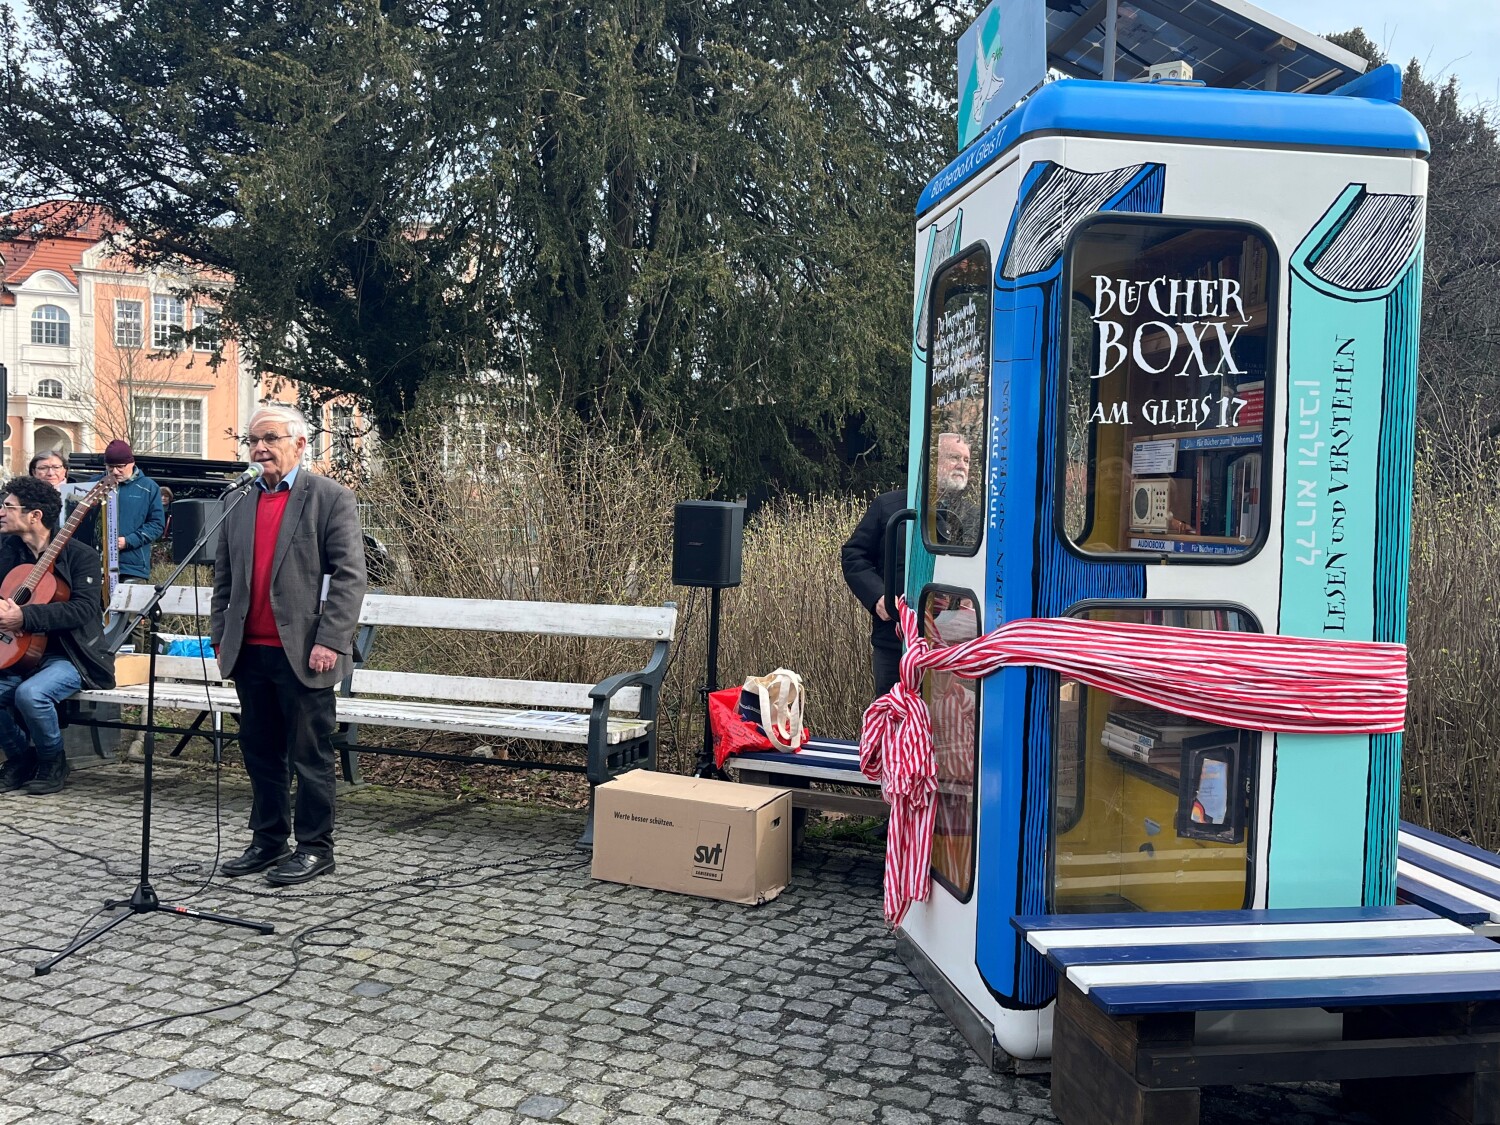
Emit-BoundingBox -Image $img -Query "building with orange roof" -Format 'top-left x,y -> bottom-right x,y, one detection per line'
0,207 -> 255,472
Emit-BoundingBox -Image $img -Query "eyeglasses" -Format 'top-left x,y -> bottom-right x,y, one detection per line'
0,502 -> 27,513
242,433 -> 290,448
33,465 -> 65,475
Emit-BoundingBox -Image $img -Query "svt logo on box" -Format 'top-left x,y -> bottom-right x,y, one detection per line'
692,821 -> 731,882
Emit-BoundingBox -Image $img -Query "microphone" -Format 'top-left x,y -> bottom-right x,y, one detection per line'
221,463 -> 265,494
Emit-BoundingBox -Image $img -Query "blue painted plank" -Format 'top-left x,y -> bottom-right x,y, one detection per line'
1399,848 -> 1500,905
1397,876 -> 1493,927
1049,934 -> 1498,969
1401,821 -> 1500,870
1086,971 -> 1500,1016
1012,906 -> 1433,933
729,749 -> 863,771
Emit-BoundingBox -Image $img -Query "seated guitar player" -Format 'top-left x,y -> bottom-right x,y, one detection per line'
0,477 -> 116,795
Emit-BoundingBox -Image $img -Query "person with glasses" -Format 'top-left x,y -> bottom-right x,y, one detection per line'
29,451 -> 74,532
0,476 -> 115,795
211,404 -> 367,886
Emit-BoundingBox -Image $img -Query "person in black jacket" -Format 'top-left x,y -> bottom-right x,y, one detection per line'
0,476 -> 116,795
841,489 -> 908,700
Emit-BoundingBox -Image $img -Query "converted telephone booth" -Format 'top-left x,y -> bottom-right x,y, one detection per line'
894,8 -> 1428,1064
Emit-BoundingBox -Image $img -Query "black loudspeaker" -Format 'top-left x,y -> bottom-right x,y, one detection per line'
672,501 -> 744,588
171,498 -> 224,565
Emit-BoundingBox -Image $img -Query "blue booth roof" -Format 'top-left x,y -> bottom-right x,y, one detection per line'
916,69 -> 1429,218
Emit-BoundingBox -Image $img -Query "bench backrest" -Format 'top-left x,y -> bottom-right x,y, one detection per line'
109,586 -> 666,713
109,586 -> 677,642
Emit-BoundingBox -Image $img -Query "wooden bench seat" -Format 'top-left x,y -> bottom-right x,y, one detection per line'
1014,905 -> 1500,1125
1398,820 -> 1500,933
71,585 -> 676,843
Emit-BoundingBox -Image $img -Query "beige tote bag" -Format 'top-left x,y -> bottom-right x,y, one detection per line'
743,668 -> 806,752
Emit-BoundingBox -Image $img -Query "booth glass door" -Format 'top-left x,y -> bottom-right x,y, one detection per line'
1051,604 -> 1260,913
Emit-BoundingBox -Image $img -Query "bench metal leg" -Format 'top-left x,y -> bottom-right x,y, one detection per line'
578,786 -> 597,850
168,711 -> 210,758
336,722 -> 364,785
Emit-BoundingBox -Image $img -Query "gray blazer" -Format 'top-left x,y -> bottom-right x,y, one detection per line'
211,470 -> 368,690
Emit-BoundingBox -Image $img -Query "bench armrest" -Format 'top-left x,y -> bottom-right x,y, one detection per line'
585,629 -> 672,783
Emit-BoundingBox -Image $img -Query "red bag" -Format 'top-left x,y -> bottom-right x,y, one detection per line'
709,687 -> 772,768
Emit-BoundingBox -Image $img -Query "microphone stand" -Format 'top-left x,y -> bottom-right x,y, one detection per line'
37,481 -> 273,976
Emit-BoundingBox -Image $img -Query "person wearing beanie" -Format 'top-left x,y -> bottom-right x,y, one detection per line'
94,439 -> 165,583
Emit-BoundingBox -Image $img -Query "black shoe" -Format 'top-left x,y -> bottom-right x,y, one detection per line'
0,751 -> 37,791
266,851 -> 335,886
25,756 -> 67,795
220,843 -> 293,877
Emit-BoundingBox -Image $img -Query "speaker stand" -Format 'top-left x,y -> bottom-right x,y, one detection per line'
695,587 -> 724,777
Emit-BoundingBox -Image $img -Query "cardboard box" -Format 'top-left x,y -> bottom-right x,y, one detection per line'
591,771 -> 791,905
113,653 -> 151,686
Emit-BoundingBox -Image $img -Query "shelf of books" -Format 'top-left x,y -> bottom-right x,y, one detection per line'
1100,708 -> 1229,792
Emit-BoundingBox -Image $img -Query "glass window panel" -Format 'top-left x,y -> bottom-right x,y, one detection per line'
115,300 -> 144,349
30,305 -> 70,347
152,295 -> 186,349
1051,603 -> 1260,915
922,586 -> 980,900
922,245 -> 989,554
1062,219 -> 1274,561
134,396 -> 204,456
192,306 -> 220,353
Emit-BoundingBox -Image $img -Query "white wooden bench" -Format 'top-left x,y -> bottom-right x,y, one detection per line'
1015,905 -> 1500,1125
71,585 -> 677,844
1398,820 -> 1500,935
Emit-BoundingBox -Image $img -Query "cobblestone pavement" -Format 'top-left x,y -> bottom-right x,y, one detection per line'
0,764 -> 1377,1124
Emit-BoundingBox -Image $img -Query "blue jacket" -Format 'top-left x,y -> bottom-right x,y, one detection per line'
92,469 -> 165,580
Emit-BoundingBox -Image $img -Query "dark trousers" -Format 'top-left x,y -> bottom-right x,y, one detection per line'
873,645 -> 901,701
233,644 -> 337,857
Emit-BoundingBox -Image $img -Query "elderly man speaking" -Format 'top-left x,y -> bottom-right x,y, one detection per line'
211,404 -> 367,885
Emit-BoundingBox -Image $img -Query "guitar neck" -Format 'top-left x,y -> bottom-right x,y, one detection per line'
18,485 -> 109,593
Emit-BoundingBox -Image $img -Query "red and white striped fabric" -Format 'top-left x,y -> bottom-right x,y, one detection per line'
859,598 -> 1409,925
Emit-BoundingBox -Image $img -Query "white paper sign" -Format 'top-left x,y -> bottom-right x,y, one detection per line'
1132,439 -> 1178,475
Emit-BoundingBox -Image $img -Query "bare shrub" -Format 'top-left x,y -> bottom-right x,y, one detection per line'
360,404 -> 877,774
360,395 -> 693,698
1405,425 -> 1500,846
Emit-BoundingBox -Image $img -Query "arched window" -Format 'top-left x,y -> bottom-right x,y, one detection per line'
35,379 -> 64,399
30,305 -> 70,347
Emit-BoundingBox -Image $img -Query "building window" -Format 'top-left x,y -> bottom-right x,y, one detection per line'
134,396 -> 204,456
309,405 -> 328,462
151,295 -> 186,349
30,305 -> 70,347
332,404 -> 356,460
35,378 -> 64,399
192,306 -> 220,353
115,300 -> 144,349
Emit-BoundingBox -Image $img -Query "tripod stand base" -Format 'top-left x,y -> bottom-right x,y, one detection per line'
35,880 -> 275,976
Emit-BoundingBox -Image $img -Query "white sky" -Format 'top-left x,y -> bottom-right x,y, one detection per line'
1286,0 -> 1500,105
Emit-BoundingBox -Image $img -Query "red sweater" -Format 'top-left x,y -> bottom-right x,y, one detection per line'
244,490 -> 291,647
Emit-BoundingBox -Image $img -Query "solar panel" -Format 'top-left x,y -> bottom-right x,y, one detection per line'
1045,0 -> 1365,93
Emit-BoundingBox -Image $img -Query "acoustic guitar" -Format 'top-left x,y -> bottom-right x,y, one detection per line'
0,478 -> 116,672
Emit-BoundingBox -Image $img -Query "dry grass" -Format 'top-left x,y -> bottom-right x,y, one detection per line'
1403,431 -> 1500,845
